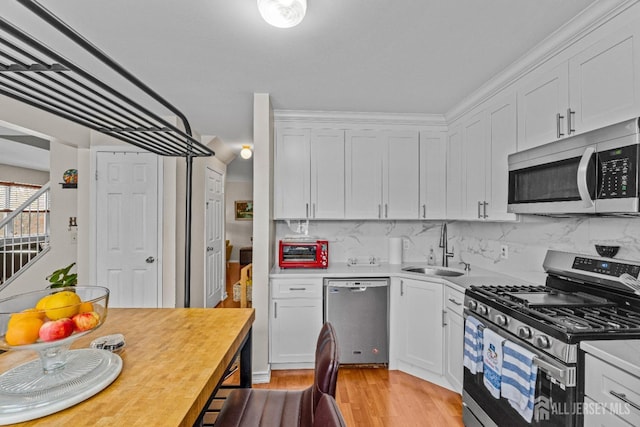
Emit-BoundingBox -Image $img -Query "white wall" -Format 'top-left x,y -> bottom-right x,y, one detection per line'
225,180 -> 253,261
0,165 -> 49,185
252,93 -> 274,382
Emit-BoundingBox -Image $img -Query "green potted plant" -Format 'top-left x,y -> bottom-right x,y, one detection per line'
47,263 -> 78,288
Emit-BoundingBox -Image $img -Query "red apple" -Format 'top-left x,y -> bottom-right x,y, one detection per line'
39,318 -> 74,342
71,311 -> 100,332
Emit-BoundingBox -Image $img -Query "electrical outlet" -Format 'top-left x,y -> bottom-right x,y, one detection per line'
403,239 -> 409,250
500,244 -> 509,259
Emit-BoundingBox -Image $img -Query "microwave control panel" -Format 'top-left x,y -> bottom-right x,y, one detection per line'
598,144 -> 637,198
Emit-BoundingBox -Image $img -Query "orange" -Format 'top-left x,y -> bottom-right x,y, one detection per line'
78,301 -> 94,313
7,308 -> 45,329
5,317 -> 44,346
43,291 -> 81,320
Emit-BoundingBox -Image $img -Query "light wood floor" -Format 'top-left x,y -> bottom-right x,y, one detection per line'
218,263 -> 464,426
254,368 -> 464,427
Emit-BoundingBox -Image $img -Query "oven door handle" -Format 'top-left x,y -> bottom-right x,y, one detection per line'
577,146 -> 595,208
533,357 -> 576,387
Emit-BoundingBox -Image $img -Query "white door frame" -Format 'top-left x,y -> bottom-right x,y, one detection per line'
89,145 -> 164,307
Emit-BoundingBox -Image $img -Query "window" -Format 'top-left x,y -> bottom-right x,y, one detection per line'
0,182 -> 49,237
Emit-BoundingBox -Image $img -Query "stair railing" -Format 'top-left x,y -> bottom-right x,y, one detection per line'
0,182 -> 51,291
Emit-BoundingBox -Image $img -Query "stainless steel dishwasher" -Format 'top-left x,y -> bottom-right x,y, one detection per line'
324,278 -> 389,364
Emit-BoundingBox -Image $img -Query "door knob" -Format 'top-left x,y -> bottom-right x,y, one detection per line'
145,256 -> 155,263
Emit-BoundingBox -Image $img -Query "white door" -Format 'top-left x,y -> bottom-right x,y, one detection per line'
96,151 -> 159,308
205,167 -> 224,308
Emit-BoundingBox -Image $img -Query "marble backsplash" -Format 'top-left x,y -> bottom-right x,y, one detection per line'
276,215 -> 640,285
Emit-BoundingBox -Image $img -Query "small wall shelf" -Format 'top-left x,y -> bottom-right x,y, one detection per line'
59,183 -> 77,189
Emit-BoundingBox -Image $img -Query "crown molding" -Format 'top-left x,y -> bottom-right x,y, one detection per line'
274,109 -> 447,129
445,0 -> 639,123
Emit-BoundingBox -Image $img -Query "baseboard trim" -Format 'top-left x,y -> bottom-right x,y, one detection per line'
252,367 -> 271,384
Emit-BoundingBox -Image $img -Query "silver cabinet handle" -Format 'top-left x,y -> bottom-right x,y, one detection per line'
422,204 -> 426,218
556,113 -> 565,139
289,287 -> 307,291
378,204 -> 382,219
146,256 -> 155,263
274,301 -> 278,318
567,108 -> 575,135
400,279 -> 404,296
483,201 -> 488,218
312,203 -> 316,218
385,204 -> 388,218
442,310 -> 447,326
448,297 -> 462,306
610,390 -> 640,412
477,201 -> 482,219
306,203 -> 309,218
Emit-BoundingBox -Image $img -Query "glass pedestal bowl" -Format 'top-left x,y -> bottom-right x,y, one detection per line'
0,286 -> 122,424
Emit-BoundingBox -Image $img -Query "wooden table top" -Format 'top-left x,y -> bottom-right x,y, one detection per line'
0,308 -> 255,427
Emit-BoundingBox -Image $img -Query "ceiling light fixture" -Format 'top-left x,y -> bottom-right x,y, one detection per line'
240,145 -> 253,159
257,0 -> 307,28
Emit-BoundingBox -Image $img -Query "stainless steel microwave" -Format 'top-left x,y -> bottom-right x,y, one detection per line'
508,118 -> 639,214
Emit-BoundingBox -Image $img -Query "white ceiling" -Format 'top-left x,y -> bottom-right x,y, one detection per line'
2,0 -> 596,152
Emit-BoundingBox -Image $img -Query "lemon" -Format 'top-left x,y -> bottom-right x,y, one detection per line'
35,295 -> 52,311
43,291 -> 81,320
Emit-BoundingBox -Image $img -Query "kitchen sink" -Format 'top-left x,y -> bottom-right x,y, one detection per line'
401,266 -> 465,277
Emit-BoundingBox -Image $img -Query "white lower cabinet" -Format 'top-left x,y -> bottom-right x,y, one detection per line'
444,284 -> 465,393
393,277 -> 444,375
584,353 -> 640,427
269,278 -> 323,366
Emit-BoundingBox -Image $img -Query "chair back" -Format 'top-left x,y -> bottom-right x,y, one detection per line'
313,393 -> 347,427
312,322 -> 340,411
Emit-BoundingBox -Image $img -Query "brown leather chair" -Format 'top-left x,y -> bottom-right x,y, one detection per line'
215,323 -> 339,427
312,394 -> 347,427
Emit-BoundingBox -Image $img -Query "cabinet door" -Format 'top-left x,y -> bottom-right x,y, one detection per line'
311,130 -> 345,219
383,131 -> 419,219
270,298 -> 323,363
274,128 -> 311,219
397,278 -> 444,375
463,113 -> 487,220
419,131 -> 447,219
446,124 -> 464,219
517,63 -> 569,151
485,92 -> 518,221
569,21 -> 640,134
444,310 -> 464,393
345,130 -> 384,219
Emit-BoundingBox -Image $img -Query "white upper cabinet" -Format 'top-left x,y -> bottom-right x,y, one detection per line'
345,130 -> 384,219
383,131 -> 420,219
346,130 -> 419,219
568,21 -> 640,134
516,63 -> 569,151
274,128 -> 345,219
419,131 -> 447,219
462,112 -> 487,220
484,92 -> 517,221
446,124 -> 464,218
311,130 -> 345,219
274,127 -> 311,219
517,19 -> 640,151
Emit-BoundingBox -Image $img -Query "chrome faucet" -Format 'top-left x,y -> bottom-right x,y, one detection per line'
439,223 -> 454,267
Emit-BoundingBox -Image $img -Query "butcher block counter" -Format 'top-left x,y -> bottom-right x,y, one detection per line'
0,308 -> 255,426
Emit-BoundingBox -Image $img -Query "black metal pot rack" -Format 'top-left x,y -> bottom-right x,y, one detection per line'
0,0 -> 215,307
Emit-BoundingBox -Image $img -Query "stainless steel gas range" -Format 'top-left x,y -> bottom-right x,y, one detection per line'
462,250 -> 640,427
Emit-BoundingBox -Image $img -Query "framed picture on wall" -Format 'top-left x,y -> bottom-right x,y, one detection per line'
235,200 -> 253,220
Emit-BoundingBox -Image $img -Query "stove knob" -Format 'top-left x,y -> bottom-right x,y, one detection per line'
477,305 -> 488,316
534,335 -> 550,349
517,326 -> 532,339
468,301 -> 478,310
495,315 -> 508,326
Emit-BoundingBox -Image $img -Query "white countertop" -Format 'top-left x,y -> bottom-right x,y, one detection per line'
270,262 -> 538,291
581,340 -> 640,378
